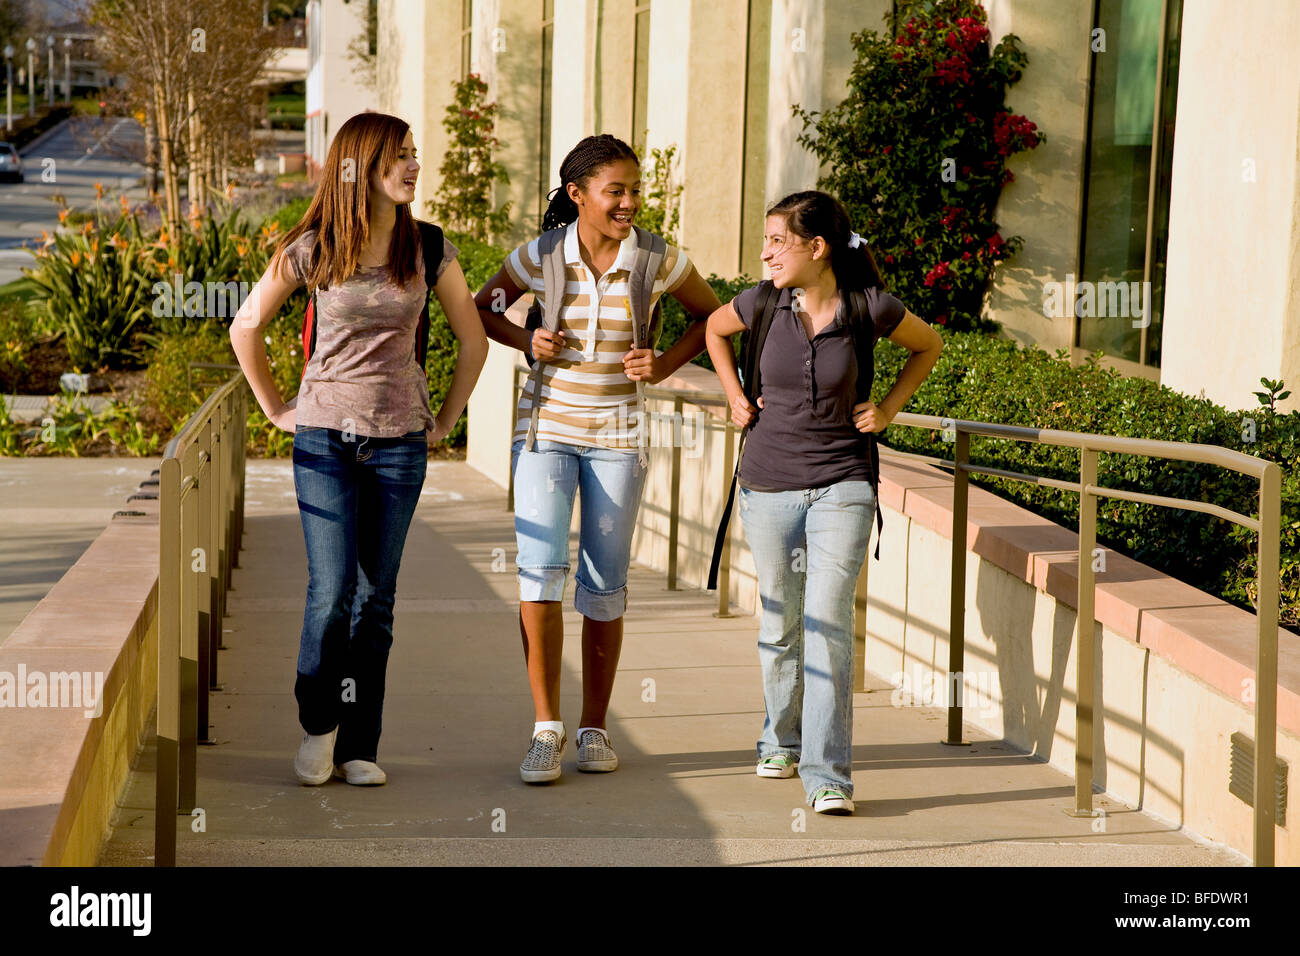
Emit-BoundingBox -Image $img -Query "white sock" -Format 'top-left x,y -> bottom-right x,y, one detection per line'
533,720 -> 565,739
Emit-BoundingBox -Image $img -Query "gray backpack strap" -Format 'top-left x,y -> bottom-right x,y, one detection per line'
523,227 -> 568,452
626,226 -> 667,466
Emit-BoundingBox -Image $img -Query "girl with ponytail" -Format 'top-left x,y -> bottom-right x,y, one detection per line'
475,134 -> 721,783
704,189 -> 943,814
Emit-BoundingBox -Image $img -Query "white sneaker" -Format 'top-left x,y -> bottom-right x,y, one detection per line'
576,728 -> 619,773
520,729 -> 565,784
812,787 -> 855,815
294,727 -> 338,785
756,754 -> 798,778
333,760 -> 387,786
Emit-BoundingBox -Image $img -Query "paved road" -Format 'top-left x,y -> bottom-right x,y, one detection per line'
100,459 -> 1246,866
0,115 -> 150,286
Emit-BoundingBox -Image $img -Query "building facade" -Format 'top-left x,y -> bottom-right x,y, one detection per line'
349,0 -> 1299,414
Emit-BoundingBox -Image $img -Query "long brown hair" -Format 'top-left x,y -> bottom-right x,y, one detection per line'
271,111 -> 422,291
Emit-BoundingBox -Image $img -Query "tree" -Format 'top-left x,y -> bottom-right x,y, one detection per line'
426,74 -> 511,242
796,0 -> 1043,331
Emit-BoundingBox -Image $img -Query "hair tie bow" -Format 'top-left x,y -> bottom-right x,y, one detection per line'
848,232 -> 864,249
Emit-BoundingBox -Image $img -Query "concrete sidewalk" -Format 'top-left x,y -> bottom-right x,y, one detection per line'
99,459 -> 1245,866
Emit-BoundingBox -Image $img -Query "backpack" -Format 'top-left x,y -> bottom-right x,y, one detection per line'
520,224 -> 667,466
300,219 -> 445,380
707,281 -> 886,591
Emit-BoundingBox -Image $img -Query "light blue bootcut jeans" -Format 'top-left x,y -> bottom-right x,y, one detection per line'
510,439 -> 648,620
292,425 -> 427,764
738,479 -> 876,802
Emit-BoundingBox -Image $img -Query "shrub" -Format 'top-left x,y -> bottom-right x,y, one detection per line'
870,332 -> 1300,628
796,0 -> 1043,331
657,273 -> 757,374
426,74 -> 512,242
23,190 -> 155,370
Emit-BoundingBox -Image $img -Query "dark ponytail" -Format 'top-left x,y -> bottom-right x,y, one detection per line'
541,134 -> 640,232
766,190 -> 884,293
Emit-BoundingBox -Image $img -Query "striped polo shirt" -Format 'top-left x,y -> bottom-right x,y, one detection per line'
505,220 -> 692,450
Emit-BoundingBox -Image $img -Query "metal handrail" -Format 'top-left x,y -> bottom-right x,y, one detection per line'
885,410 -> 1282,867
155,371 -> 248,867
506,366 -> 1284,865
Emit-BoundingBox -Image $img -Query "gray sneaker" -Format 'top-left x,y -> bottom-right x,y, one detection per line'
520,729 -> 566,784
576,728 -> 619,773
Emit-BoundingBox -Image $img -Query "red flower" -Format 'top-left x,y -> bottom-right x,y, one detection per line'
883,145 -> 893,155
962,251 -> 972,260
914,237 -> 924,247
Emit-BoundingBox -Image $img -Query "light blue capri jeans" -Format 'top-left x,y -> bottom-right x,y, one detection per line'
510,438 -> 649,621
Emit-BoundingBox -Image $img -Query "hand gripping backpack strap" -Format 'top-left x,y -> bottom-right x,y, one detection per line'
848,288 -> 885,561
627,226 -> 667,467
707,280 -> 779,591
523,227 -> 568,452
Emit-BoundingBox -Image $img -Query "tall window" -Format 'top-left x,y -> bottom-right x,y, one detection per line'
1075,0 -> 1183,375
631,2 -> 651,155
460,0 -> 474,78
539,0 -> 555,227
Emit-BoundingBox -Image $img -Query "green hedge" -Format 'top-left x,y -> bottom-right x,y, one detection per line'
869,331 -> 1299,629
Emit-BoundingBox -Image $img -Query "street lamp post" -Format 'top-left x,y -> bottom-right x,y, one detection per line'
63,37 -> 71,104
25,38 -> 34,118
46,35 -> 54,108
4,45 -> 12,133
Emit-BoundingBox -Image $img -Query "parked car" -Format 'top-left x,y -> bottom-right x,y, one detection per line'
0,142 -> 22,183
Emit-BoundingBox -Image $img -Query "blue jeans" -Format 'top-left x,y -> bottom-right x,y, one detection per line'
738,479 -> 876,802
510,439 -> 648,621
292,425 -> 427,763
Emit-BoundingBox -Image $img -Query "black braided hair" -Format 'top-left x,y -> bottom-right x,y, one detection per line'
766,190 -> 885,292
541,134 -> 640,232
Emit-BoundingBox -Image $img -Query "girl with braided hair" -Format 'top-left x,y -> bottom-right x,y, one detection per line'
476,134 -> 721,783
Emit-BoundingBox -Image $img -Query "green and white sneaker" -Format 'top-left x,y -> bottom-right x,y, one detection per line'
812,787 -> 855,815
576,727 -> 619,773
756,754 -> 798,778
520,729 -> 566,784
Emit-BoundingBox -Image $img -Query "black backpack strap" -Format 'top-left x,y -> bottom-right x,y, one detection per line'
847,288 -> 884,561
415,220 -> 444,370
708,281 -> 780,591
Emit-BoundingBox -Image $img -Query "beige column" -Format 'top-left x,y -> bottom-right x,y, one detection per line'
1160,0 -> 1300,412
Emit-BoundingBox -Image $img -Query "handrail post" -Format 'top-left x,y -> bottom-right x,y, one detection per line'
1253,462 -> 1281,866
943,427 -> 970,745
1071,446 -> 1099,815
178,445 -> 200,814
196,425 -> 213,746
667,395 -> 683,590
155,457 -> 181,868
714,419 -> 735,618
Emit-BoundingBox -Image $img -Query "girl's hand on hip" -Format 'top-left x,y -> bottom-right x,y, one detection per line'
269,395 -> 297,433
852,400 -> 892,433
730,393 -> 762,428
425,412 -> 452,445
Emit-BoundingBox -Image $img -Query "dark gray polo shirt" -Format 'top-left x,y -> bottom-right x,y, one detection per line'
732,282 -> 905,492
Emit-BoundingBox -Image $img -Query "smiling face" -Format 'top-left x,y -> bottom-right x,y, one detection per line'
568,158 -> 641,242
761,213 -> 828,289
369,130 -> 419,206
